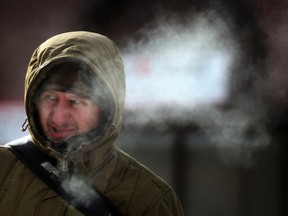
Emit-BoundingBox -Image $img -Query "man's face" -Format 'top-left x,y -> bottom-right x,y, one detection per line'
38,90 -> 101,143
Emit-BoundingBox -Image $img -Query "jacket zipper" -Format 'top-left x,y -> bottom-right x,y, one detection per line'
62,155 -> 69,172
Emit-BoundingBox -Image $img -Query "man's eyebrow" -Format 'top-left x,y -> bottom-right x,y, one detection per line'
67,93 -> 89,100
40,91 -> 54,96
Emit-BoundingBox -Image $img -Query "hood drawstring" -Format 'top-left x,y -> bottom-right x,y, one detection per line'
21,118 -> 29,132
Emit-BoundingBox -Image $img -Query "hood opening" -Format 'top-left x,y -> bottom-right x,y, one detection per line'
26,57 -> 115,155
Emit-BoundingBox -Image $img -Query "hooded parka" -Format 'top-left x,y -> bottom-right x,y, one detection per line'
0,31 -> 184,216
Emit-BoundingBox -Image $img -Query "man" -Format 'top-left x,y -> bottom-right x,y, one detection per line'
0,31 -> 183,215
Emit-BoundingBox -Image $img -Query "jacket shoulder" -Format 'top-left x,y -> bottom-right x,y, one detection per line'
107,148 -> 183,215
0,144 -> 19,186
5,135 -> 32,146
0,136 -> 32,185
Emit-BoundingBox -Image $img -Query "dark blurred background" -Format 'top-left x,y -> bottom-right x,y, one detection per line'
0,0 -> 287,215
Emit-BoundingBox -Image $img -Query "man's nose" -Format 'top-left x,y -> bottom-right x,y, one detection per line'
50,102 -> 71,127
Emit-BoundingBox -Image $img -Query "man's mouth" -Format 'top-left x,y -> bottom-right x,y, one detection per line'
48,127 -> 76,142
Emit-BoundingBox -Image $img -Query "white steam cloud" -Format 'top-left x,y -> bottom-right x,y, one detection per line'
123,10 -> 270,166
124,10 -> 237,109
61,174 -> 99,207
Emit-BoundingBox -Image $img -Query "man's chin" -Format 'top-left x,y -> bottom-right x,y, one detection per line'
47,131 -> 77,143
48,136 -> 70,145
47,134 -> 80,153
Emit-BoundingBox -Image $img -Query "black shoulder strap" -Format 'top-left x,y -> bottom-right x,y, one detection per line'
7,139 -> 122,216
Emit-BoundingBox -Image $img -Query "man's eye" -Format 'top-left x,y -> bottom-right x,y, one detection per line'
40,93 -> 55,101
70,100 -> 84,105
45,94 -> 57,101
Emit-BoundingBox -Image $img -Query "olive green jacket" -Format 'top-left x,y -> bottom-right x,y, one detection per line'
0,32 -> 183,215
